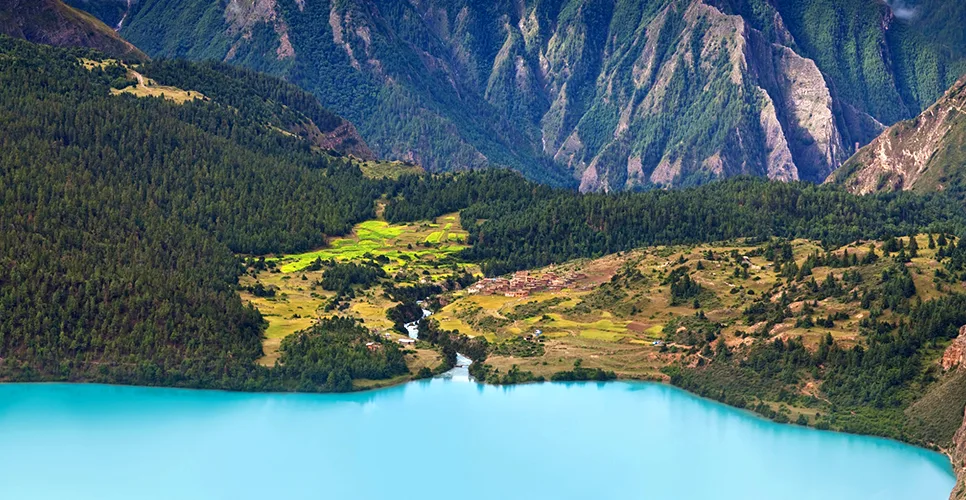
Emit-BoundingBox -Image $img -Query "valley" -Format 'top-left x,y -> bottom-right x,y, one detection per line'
3,1 -> 966,497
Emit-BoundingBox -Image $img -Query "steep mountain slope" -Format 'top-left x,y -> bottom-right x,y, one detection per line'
828,75 -> 966,195
68,0 -> 965,190
99,0 -> 570,184
67,0 -> 130,29
767,0 -> 965,125
0,0 -> 146,60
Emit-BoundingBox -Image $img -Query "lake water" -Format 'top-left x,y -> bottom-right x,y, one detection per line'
0,379 -> 954,500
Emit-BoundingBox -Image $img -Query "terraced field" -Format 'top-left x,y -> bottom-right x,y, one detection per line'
273,215 -> 469,273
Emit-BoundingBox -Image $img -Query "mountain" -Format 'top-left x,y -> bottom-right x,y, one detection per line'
0,0 -> 147,60
828,75 -> 966,195
65,0 -> 966,189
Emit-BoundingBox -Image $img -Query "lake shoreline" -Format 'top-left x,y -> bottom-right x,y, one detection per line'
1,379 -> 953,499
1,373 -> 957,477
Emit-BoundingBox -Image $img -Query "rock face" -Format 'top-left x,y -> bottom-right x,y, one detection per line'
223,0 -> 295,60
945,326 -> 966,500
295,115 -> 375,161
829,76 -> 966,195
0,0 -> 147,60
66,0 -> 966,188
554,1 -> 876,191
951,387 -> 966,497
945,327 -> 966,372
953,416 -> 966,499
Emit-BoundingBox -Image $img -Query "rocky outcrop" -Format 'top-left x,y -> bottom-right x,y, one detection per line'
0,0 -> 147,60
295,117 -> 375,160
224,0 -> 294,60
945,327 -> 966,371
943,326 -> 966,499
829,76 -> 966,194
952,414 -> 966,499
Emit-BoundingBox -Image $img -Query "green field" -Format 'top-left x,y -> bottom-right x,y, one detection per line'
274,216 -> 469,273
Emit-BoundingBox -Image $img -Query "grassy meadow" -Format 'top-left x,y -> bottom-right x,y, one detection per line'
430,235 -> 966,382
357,160 -> 424,179
271,214 -> 469,273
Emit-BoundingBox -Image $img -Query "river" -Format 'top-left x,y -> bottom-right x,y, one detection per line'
403,304 -> 431,339
0,379 -> 953,499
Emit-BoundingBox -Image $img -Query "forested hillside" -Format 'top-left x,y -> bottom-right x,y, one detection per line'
0,37 -> 388,388
140,59 -> 376,159
67,0 -> 966,189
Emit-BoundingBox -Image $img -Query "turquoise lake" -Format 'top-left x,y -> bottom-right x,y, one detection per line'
0,377 -> 955,500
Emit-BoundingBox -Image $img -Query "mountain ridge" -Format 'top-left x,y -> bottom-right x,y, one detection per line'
68,0 -> 966,189
828,74 -> 966,195
0,0 -> 380,160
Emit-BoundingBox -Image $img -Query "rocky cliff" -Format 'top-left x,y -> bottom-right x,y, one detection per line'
952,406 -> 966,499
538,0 -> 881,191
0,0 -> 147,60
66,0 -> 965,189
828,76 -> 966,195
947,326 -> 966,500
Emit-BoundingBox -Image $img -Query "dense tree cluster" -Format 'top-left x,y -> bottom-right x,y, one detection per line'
273,317 -> 408,392
384,172 -> 966,276
664,267 -> 703,305
319,261 -> 387,294
550,359 -> 618,382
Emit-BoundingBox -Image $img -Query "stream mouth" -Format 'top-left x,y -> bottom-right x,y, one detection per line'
438,353 -> 473,382
404,303 -> 472,381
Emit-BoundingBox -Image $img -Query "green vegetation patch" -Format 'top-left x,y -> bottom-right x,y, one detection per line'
357,160 -> 424,179
275,218 -> 468,273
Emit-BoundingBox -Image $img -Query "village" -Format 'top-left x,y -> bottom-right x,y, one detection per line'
465,269 -> 587,297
